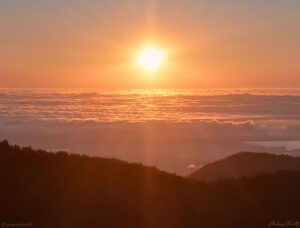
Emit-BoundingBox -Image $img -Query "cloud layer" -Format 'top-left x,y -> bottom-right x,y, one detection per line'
1,88 -> 300,175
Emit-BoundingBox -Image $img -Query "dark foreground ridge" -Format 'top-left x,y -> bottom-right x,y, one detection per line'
1,140 -> 299,228
188,152 -> 300,182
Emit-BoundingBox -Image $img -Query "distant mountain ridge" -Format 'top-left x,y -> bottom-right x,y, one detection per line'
188,152 -> 300,181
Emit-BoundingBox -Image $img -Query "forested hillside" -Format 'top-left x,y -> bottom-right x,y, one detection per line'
1,141 -> 299,228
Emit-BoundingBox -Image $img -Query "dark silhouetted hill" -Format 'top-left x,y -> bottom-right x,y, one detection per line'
188,152 -> 300,182
1,141 -> 299,228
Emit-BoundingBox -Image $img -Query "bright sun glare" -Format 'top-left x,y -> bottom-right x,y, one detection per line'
138,47 -> 164,71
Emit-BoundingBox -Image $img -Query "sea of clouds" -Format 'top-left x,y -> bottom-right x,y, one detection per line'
1,88 -> 300,175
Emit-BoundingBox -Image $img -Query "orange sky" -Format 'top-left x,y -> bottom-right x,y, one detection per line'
0,0 -> 299,88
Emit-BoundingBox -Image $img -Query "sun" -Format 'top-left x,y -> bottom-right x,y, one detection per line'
138,47 -> 164,71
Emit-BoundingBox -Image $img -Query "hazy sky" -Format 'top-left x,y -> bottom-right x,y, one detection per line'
1,0 -> 299,88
